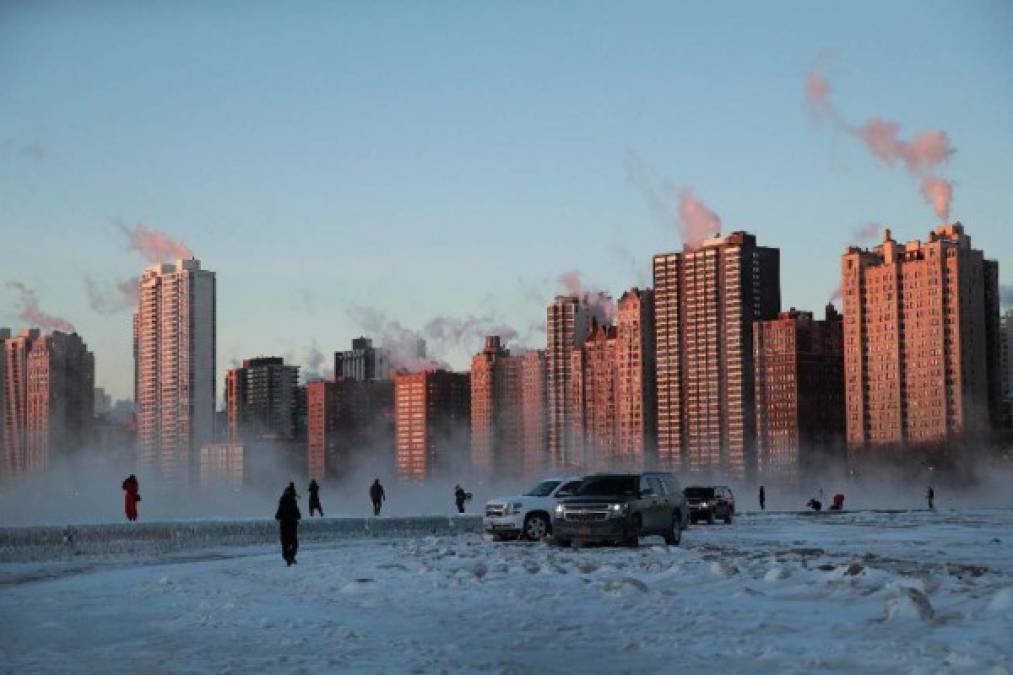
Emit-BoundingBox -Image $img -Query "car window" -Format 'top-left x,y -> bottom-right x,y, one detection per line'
555,481 -> 583,497
577,476 -> 638,496
648,476 -> 666,496
638,475 -> 653,495
524,481 -> 560,497
684,487 -> 715,499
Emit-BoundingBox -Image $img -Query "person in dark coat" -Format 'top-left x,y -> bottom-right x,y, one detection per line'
369,479 -> 385,516
275,484 -> 301,566
454,484 -> 469,514
758,485 -> 766,511
122,474 -> 140,521
308,479 -> 324,517
926,486 -> 935,510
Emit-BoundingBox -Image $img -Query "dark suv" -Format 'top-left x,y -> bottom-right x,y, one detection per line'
551,472 -> 689,547
684,485 -> 735,524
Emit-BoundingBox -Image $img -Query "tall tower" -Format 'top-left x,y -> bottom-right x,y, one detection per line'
842,223 -> 1000,448
394,369 -> 470,482
546,296 -> 590,469
520,350 -> 547,477
470,336 -> 524,481
754,306 -> 844,486
134,259 -> 216,487
2,329 -> 93,477
653,231 -> 781,482
615,288 -> 657,467
225,357 -> 300,441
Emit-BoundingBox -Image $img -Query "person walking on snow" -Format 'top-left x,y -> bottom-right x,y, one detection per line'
926,486 -> 935,510
369,478 -> 385,516
758,485 -> 766,511
275,484 -> 301,566
454,484 -> 469,514
308,479 -> 324,517
122,474 -> 140,521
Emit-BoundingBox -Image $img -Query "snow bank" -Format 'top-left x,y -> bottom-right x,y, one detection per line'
0,516 -> 482,563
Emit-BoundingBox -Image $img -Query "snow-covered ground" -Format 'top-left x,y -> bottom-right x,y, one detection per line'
2,509 -> 1011,674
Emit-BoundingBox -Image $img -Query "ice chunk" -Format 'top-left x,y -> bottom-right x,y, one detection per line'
884,586 -> 934,622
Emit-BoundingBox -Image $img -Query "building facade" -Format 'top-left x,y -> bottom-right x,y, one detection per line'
842,224 -> 1000,449
470,336 -> 524,481
306,378 -> 394,481
653,231 -> 781,482
394,370 -> 469,481
225,357 -> 300,441
754,306 -> 845,485
134,259 -> 216,486
546,295 -> 591,469
615,288 -> 657,466
334,337 -> 391,382
2,329 -> 94,477
520,350 -> 548,477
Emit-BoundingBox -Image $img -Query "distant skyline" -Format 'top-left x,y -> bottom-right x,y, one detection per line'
2,1 -> 1012,400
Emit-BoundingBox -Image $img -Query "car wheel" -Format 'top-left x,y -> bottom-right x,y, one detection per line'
664,512 -> 682,545
523,513 -> 549,541
623,515 -> 641,548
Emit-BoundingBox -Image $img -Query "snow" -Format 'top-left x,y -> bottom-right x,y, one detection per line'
1,509 -> 1011,673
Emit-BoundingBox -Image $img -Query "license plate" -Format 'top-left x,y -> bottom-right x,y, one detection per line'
576,527 -> 592,536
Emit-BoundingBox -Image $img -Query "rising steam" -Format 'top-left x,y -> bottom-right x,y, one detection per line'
806,52 -> 956,221
85,276 -> 139,315
118,221 -> 193,263
5,282 -> 76,333
557,270 -> 616,322
625,151 -> 721,251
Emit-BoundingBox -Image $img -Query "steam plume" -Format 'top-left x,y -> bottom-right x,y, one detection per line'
557,270 -> 616,322
999,284 -> 1013,310
301,343 -> 334,382
806,52 -> 955,221
678,188 -> 722,250
118,221 -> 193,263
920,176 -> 953,221
5,282 -> 75,333
85,276 -> 139,315
625,151 -> 721,251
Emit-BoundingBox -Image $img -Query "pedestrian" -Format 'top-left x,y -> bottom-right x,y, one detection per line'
121,474 -> 141,521
758,485 -> 766,511
369,478 -> 385,516
275,484 -> 301,566
454,484 -> 469,514
308,479 -> 324,517
926,486 -> 935,510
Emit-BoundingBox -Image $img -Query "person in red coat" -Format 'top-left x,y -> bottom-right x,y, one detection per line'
122,474 -> 140,521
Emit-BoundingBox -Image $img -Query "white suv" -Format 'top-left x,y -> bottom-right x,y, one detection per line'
484,477 -> 584,541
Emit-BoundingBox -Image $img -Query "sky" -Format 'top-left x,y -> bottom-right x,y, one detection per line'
2,0 -> 1012,402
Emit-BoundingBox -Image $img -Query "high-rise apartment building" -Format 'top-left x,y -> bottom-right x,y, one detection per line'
334,337 -> 391,382
754,306 -> 845,485
653,231 -> 781,481
571,321 -> 618,468
616,288 -> 657,466
1001,310 -> 1013,429
520,350 -> 548,476
546,295 -> 591,469
225,357 -> 300,441
394,369 -> 469,481
842,224 -> 1001,448
0,327 -> 9,473
2,329 -> 94,477
470,336 -> 524,480
134,259 -> 216,486
306,378 -> 394,481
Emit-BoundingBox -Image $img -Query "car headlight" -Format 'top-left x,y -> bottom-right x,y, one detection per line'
609,503 -> 628,515
700,501 -> 709,508
554,504 -> 564,516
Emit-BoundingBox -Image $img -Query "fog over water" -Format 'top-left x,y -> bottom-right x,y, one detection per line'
1,438 -> 1011,527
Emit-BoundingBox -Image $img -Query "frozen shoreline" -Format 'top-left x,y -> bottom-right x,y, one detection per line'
1,509 -> 1011,673
0,515 -> 483,564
